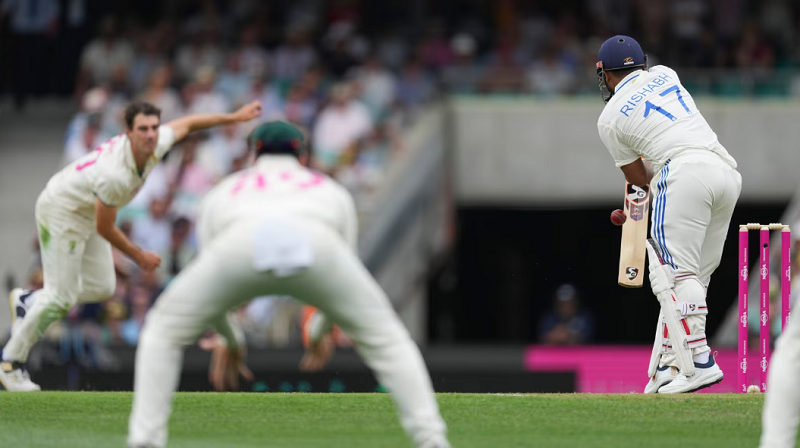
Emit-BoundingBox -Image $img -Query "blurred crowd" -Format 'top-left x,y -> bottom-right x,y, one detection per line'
3,0 -> 800,107
4,0 -> 800,366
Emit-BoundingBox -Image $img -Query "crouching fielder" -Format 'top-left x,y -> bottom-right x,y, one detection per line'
127,121 -> 451,448
595,35 -> 741,393
760,313 -> 800,447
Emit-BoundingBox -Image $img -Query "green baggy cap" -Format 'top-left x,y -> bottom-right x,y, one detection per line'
249,121 -> 306,155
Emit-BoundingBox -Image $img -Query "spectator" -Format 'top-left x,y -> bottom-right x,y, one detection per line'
479,33 -> 527,93
175,25 -> 224,84
182,0 -> 223,42
442,33 -> 485,94
396,58 -> 436,112
736,22 -> 776,69
197,122 -> 248,180
418,22 -> 455,72
159,217 -> 197,285
63,112 -> 103,166
23,230 -> 44,291
169,135 -> 217,218
138,65 -> 184,123
349,53 -> 398,121
336,120 -> 399,194
184,66 -> 230,116
283,82 -> 319,129
99,65 -> 134,137
64,87 -> 110,151
312,82 -> 373,173
101,264 -> 131,345
321,30 -> 359,79
375,28 -> 409,72
670,0 -> 707,65
75,16 -> 134,98
538,284 -> 594,345
708,0 -> 743,43
120,285 -> 154,346
216,53 -> 254,107
130,33 -> 169,92
518,6 -> 554,60
234,23 -> 270,76
244,67 -> 285,120
526,44 -> 577,96
298,65 -> 331,105
152,20 -> 179,58
273,26 -> 318,82
131,198 -> 173,256
760,0 -> 794,58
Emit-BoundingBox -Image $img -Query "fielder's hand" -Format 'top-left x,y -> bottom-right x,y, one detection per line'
203,336 -> 254,391
299,333 -> 334,372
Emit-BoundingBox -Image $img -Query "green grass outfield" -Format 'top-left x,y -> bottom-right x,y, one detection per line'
0,392 -> 777,447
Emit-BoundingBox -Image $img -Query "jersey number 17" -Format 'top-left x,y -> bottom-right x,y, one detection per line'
643,86 -> 692,122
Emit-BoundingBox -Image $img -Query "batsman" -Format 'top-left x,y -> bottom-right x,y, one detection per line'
595,36 -> 742,393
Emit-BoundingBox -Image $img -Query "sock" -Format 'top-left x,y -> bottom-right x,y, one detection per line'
22,289 -> 40,308
693,352 -> 709,364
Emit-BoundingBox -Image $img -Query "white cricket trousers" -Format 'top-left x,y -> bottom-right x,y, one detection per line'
128,218 -> 447,448
3,192 -> 115,362
760,308 -> 800,447
651,151 -> 741,366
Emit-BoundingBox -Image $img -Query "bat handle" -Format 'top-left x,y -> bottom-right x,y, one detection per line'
646,238 -> 666,265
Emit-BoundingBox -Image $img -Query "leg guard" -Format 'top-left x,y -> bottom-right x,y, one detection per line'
647,240 -> 707,376
648,310 -> 664,378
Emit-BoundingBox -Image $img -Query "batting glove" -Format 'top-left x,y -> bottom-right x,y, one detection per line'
649,263 -> 675,296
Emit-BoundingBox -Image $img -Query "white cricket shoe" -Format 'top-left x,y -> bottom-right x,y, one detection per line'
644,365 -> 679,394
8,288 -> 34,334
657,355 -> 723,394
0,361 -> 41,392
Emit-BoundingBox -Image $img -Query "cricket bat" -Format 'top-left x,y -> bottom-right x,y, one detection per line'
618,182 -> 651,287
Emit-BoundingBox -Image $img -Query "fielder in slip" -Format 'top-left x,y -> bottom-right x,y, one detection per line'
760,278 -> 800,446
0,100 -> 263,392
595,35 -> 741,393
127,121 -> 451,448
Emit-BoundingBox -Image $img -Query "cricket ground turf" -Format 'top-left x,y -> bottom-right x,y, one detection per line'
0,392 -> 776,447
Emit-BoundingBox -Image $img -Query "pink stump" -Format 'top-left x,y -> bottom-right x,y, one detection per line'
738,227 -> 748,393
760,227 -> 770,392
782,228 -> 791,332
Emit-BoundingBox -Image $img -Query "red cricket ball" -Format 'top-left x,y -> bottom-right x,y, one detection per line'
610,209 -> 627,226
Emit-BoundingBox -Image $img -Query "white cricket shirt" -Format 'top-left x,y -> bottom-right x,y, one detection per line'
196,155 -> 358,251
40,125 -> 176,239
597,65 -> 737,174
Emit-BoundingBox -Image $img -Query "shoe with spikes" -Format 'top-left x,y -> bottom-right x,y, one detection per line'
0,361 -> 41,392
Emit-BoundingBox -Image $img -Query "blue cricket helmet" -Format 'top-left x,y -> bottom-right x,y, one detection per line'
596,35 -> 647,103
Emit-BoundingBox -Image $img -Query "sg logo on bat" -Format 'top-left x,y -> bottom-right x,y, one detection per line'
625,184 -> 650,222
625,266 -> 639,280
